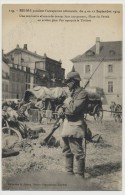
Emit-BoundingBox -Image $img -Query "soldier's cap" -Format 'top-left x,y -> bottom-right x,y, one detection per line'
65,71 -> 81,83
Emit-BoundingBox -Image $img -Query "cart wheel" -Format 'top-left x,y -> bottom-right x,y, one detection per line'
94,106 -> 103,121
114,104 -> 122,122
2,127 -> 22,149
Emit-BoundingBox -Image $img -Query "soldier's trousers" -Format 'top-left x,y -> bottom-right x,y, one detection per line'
62,137 -> 85,159
62,137 -> 85,176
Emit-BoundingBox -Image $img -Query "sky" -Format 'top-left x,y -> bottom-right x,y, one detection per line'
2,4 -> 123,75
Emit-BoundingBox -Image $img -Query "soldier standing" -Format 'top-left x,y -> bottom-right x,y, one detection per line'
60,71 -> 88,178
35,99 -> 45,124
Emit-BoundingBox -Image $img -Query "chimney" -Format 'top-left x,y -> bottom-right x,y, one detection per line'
24,44 -> 27,50
16,44 -> 19,48
2,49 -> 4,57
96,37 -> 100,54
44,53 -> 47,57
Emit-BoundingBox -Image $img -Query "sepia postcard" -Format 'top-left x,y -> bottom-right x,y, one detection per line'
1,2 -> 124,192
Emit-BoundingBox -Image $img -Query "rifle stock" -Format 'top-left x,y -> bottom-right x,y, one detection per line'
42,117 -> 61,143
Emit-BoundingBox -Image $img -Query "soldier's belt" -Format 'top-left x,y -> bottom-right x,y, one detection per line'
66,115 -> 83,122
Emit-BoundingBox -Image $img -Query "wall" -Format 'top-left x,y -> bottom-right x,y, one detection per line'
74,60 -> 103,88
73,60 -> 122,105
2,61 -> 10,99
9,67 -> 26,99
103,60 -> 122,104
2,79 -> 9,99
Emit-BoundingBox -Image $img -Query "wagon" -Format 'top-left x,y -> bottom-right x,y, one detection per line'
83,88 -> 103,120
55,98 -> 103,121
23,86 -> 68,121
84,97 -> 103,121
24,86 -> 103,121
52,87 -> 103,121
113,104 -> 122,122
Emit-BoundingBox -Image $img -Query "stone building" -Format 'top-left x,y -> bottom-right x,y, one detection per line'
5,44 -> 65,88
2,53 -> 34,99
2,55 -> 10,99
71,38 -> 122,104
9,64 -> 34,99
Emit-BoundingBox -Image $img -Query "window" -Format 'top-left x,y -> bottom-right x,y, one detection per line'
9,73 -> 12,80
109,50 -> 115,56
6,73 -> 9,78
16,84 -> 19,91
12,83 -> 17,92
108,64 -> 113,73
12,72 -> 15,81
85,65 -> 90,74
108,81 -> 113,93
21,74 -> 24,82
2,83 -> 4,91
16,73 -> 19,82
86,50 -> 95,56
35,61 -> 45,70
5,84 -> 8,92
27,74 -> 30,83
21,85 -> 24,92
21,58 -> 24,63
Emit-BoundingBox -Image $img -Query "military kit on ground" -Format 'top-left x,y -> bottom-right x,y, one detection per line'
2,85 -> 104,153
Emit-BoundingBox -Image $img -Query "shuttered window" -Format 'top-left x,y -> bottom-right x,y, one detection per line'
108,81 -> 113,93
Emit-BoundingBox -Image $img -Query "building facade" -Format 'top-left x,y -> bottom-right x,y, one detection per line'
2,56 -> 10,99
71,38 -> 122,105
5,44 -> 65,88
9,64 -> 31,99
2,54 -> 35,99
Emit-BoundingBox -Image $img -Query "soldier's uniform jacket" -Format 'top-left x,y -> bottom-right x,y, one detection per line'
61,87 -> 88,138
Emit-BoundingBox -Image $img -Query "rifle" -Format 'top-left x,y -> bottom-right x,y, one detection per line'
40,114 -> 64,145
42,57 -> 105,145
83,57 -> 105,89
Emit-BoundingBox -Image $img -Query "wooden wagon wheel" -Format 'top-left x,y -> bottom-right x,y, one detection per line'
113,104 -> 122,122
2,127 -> 22,149
94,105 -> 103,121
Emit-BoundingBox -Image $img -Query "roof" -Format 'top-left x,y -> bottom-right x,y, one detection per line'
71,41 -> 122,62
6,47 -> 61,64
2,54 -> 14,65
6,47 -> 45,60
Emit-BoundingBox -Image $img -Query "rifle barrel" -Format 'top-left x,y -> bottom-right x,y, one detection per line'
84,57 -> 105,89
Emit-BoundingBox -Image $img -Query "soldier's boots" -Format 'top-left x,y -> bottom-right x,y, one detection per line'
65,155 -> 74,175
75,157 -> 85,179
